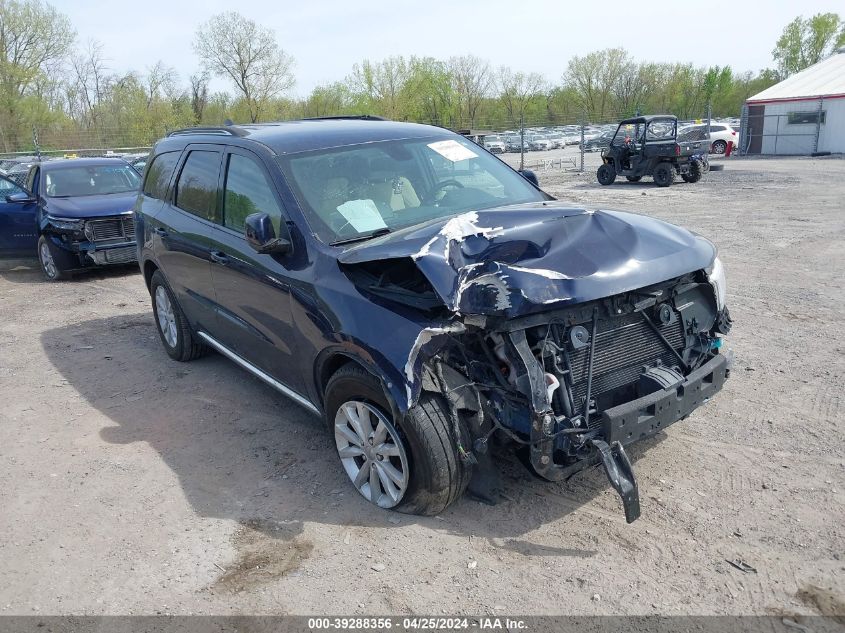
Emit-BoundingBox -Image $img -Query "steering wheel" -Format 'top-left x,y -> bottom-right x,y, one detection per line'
422,179 -> 464,205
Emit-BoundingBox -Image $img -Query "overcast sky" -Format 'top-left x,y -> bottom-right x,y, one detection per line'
51,0 -> 844,96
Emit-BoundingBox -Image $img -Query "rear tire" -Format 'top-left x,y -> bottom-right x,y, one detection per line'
653,163 -> 674,187
711,140 -> 727,154
150,270 -> 207,361
597,163 -> 616,185
37,235 -> 76,281
325,364 -> 471,515
682,159 -> 703,183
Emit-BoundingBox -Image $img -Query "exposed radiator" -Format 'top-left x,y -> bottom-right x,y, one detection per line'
86,216 -> 135,244
565,312 -> 685,422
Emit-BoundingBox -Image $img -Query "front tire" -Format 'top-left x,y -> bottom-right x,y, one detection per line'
597,163 -> 616,185
653,163 -> 674,187
150,270 -> 207,361
38,235 -> 76,281
325,364 -> 471,515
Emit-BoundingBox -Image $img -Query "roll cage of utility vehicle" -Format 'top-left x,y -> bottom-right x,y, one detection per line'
597,115 -> 709,187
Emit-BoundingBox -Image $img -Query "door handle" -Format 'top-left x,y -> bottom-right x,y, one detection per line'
153,227 -> 168,237
209,250 -> 229,265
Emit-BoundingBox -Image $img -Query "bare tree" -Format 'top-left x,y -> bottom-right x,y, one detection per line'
193,11 -> 295,122
189,71 -> 210,122
145,61 -> 177,110
498,67 -> 545,125
70,40 -> 110,128
448,55 -> 493,128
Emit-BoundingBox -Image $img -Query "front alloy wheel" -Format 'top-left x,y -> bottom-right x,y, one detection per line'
335,400 -> 409,508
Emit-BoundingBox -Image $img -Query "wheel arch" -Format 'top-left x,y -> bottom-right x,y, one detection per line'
315,348 -> 405,423
142,258 -> 159,291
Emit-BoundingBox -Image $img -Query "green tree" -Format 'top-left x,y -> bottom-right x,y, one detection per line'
0,0 -> 75,151
193,11 -> 295,122
773,13 -> 845,77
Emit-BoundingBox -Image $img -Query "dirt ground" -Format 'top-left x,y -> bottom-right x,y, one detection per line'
0,155 -> 843,617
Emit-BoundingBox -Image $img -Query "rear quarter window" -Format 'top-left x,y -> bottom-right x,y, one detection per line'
174,150 -> 221,222
142,151 -> 180,200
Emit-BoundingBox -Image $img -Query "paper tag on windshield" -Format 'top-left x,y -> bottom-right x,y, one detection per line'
336,199 -> 388,232
428,140 -> 478,162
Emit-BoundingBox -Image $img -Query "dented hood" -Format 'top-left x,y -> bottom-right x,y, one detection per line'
338,203 -> 716,318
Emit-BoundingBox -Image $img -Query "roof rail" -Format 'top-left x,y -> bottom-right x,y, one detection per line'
300,115 -> 389,122
166,126 -> 248,137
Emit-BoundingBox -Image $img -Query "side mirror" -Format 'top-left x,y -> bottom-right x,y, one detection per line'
244,212 -> 292,255
5,191 -> 35,204
518,169 -> 539,187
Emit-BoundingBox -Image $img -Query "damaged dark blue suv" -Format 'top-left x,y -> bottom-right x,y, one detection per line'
136,117 -> 732,521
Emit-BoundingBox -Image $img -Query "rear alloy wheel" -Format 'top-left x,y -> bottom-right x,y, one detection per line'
711,140 -> 727,154
326,364 -> 471,515
37,235 -> 75,281
597,163 -> 616,185
149,270 -> 207,361
653,163 -> 674,187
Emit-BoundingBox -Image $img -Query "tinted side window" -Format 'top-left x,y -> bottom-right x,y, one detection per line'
0,176 -> 25,196
711,125 -> 726,132
143,151 -> 180,200
223,153 -> 283,233
175,150 -> 221,222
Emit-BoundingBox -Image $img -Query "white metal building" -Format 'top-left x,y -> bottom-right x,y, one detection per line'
742,47 -> 845,155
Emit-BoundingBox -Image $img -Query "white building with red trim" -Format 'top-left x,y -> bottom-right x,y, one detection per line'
743,47 -> 845,155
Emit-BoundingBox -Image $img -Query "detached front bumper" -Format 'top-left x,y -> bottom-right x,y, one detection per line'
530,352 -> 731,523
602,352 -> 730,446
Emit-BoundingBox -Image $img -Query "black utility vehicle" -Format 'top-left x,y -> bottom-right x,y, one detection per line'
597,115 -> 708,187
136,117 -> 731,521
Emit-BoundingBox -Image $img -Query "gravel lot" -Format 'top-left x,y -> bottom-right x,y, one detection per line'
0,155 -> 843,617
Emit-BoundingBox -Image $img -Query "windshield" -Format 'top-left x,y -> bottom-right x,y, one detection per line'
45,164 -> 141,197
279,136 -> 548,244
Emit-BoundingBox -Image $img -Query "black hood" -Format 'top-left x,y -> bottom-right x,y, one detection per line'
338,203 -> 716,318
44,192 -> 137,219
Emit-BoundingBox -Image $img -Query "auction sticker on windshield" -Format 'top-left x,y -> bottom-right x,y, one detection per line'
337,199 -> 388,232
428,140 -> 478,162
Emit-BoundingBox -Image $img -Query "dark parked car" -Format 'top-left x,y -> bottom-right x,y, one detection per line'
137,118 -> 732,521
0,157 -> 141,279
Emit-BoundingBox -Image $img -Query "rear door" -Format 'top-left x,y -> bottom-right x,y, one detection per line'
0,174 -> 38,258
152,145 -> 223,334
206,146 -> 305,393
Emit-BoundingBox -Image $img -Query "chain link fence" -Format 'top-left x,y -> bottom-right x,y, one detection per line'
1,108 -> 731,180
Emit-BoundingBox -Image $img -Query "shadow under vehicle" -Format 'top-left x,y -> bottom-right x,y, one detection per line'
597,115 -> 709,187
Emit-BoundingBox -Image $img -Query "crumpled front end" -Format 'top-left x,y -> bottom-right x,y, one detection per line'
399,271 -> 732,523
339,205 -> 732,522
41,212 -> 138,267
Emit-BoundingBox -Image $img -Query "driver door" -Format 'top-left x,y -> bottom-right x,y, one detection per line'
0,175 -> 38,258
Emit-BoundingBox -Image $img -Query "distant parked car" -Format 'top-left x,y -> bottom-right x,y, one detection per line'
0,157 -> 141,279
678,123 -> 738,154
528,136 -> 554,151
583,130 -> 615,152
483,135 -> 506,154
